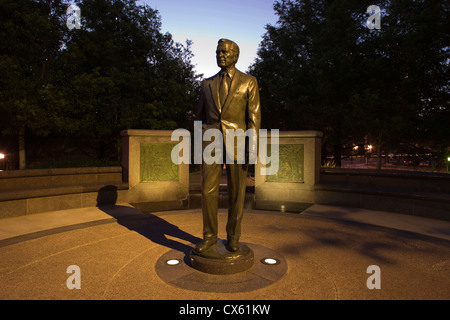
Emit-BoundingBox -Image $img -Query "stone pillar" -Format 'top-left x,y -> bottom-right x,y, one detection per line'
121,130 -> 189,206
255,130 -> 323,211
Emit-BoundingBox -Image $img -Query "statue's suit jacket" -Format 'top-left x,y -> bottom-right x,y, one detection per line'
196,68 -> 261,161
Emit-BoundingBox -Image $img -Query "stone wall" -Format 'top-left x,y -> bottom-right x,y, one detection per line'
121,129 -> 189,210
254,131 -> 323,212
0,167 -> 128,218
2,129 -> 449,222
316,168 -> 450,221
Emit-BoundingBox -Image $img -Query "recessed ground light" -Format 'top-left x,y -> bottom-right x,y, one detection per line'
261,258 -> 280,265
166,259 -> 181,266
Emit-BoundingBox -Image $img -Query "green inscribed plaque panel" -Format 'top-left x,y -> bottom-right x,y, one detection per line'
265,144 -> 304,183
140,143 -> 178,182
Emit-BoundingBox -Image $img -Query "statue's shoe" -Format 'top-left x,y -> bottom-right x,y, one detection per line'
226,239 -> 240,252
194,238 -> 217,253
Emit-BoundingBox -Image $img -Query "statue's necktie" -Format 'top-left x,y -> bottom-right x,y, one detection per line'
219,72 -> 230,109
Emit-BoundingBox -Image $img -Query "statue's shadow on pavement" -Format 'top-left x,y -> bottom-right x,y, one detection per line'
96,185 -> 201,261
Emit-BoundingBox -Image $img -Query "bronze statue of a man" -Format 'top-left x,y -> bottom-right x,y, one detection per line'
195,39 -> 261,254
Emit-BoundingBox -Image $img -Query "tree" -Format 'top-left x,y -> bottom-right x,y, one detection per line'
351,0 -> 449,168
53,0 -> 200,159
0,0 -> 67,168
250,0 -> 375,166
0,0 -> 200,167
250,0 -> 449,168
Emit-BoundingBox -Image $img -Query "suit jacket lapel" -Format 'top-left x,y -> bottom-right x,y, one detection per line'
221,70 -> 241,115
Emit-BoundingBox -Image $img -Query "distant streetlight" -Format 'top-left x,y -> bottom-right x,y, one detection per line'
364,145 -> 373,152
0,153 -> 4,171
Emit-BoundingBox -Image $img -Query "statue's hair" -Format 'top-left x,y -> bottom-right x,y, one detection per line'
218,38 -> 240,58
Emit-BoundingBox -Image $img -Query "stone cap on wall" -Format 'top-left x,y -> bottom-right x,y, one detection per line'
121,129 -> 184,137
259,130 -> 323,138
0,166 -> 122,179
121,129 -> 324,139
321,167 -> 450,181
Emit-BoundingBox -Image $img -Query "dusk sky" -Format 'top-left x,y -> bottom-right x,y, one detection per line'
137,0 -> 279,78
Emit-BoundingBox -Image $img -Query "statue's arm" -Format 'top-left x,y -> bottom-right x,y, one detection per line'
247,77 -> 261,159
247,76 -> 261,131
195,81 -> 206,122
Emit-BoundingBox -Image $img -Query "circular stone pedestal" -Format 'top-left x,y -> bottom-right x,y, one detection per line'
155,242 -> 287,293
189,240 -> 254,275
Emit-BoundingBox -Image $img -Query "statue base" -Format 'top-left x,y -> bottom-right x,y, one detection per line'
190,240 -> 254,275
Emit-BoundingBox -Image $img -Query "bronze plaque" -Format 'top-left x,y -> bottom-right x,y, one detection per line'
140,143 -> 178,182
265,144 -> 304,183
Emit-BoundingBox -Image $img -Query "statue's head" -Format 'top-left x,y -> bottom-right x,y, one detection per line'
216,38 -> 240,70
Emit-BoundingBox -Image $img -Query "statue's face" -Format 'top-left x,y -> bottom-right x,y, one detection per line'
216,42 -> 238,70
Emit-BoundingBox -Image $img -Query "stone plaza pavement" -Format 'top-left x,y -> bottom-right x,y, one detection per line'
0,203 -> 449,300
